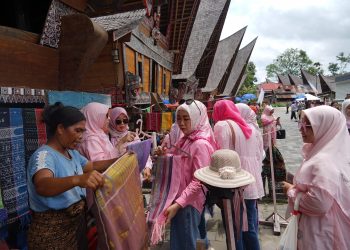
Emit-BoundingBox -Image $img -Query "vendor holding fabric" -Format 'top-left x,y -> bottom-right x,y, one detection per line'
27,102 -> 115,249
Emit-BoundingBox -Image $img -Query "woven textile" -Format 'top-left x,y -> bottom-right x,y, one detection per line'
146,113 -> 162,132
94,153 -> 147,250
0,108 -> 30,225
22,109 -> 47,166
147,155 -> 182,245
127,139 -> 152,172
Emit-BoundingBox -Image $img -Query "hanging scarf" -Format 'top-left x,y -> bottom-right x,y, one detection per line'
212,100 -> 252,139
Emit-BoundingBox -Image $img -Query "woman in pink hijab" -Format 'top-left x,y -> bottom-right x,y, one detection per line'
109,107 -> 152,180
161,100 -> 216,250
283,106 -> 350,249
261,105 -> 278,150
77,102 -> 119,161
213,100 -> 261,250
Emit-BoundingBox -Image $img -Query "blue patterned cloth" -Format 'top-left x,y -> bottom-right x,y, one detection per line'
0,108 -> 30,226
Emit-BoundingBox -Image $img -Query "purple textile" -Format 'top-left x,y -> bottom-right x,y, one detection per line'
127,139 -> 152,172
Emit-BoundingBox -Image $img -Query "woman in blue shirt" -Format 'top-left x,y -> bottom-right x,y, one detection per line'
27,102 -> 116,250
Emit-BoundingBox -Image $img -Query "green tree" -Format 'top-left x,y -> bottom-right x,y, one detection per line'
328,62 -> 340,76
238,61 -> 258,96
336,52 -> 350,73
327,52 -> 350,75
265,48 -> 322,79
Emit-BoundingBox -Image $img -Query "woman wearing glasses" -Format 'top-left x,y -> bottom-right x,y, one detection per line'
109,107 -> 152,180
162,100 -> 216,250
282,106 -> 350,249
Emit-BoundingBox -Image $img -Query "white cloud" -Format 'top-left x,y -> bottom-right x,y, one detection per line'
221,0 -> 350,82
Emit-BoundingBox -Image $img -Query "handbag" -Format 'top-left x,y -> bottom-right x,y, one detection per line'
278,192 -> 302,250
276,125 -> 286,139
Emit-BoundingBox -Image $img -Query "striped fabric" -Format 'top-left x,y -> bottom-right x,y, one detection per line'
161,112 -> 172,132
146,113 -> 162,132
94,153 -> 147,250
22,109 -> 47,166
147,155 -> 182,245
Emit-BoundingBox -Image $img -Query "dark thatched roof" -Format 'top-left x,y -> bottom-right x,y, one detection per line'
172,0 -> 228,80
220,37 -> 257,96
277,74 -> 291,85
301,69 -> 321,94
201,27 -> 246,93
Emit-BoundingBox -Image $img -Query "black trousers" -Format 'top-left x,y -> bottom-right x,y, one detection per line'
291,111 -> 297,120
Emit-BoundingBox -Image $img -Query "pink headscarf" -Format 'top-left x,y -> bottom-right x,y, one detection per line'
295,105 -> 350,218
175,100 -> 217,149
261,105 -> 275,125
78,102 -> 115,160
109,107 -> 129,146
212,100 -> 252,139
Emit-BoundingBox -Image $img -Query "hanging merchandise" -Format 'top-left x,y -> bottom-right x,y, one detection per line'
147,155 -> 182,245
161,112 -> 172,132
0,108 -> 31,226
94,153 -> 147,250
127,139 -> 152,172
146,113 -> 162,132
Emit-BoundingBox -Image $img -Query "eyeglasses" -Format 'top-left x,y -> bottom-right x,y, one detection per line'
298,121 -> 312,131
115,119 -> 129,125
179,99 -> 201,115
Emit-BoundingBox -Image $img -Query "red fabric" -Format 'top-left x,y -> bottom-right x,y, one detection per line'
87,226 -> 97,250
146,113 -> 162,132
35,109 -> 47,145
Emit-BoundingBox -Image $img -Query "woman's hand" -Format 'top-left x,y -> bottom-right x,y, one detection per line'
281,181 -> 294,194
122,132 -> 136,143
154,146 -> 166,156
143,168 -> 152,182
76,170 -> 104,190
164,203 -> 181,224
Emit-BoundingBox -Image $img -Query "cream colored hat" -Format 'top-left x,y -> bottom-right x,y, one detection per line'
194,149 -> 255,188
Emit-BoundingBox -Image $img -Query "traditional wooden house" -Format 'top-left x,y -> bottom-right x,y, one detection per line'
334,73 -> 350,100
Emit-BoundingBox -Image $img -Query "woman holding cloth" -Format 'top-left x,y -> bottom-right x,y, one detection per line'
283,105 -> 350,249
160,100 -> 216,250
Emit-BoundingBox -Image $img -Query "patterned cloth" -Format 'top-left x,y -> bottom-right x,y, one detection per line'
94,153 -> 147,250
126,139 -> 152,173
146,113 -> 162,132
22,109 -> 47,166
27,200 -> 87,250
147,155 -> 182,245
0,108 -> 30,226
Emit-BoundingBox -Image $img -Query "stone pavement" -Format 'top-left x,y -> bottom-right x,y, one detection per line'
151,107 -> 303,250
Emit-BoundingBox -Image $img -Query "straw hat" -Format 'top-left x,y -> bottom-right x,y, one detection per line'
194,149 -> 255,188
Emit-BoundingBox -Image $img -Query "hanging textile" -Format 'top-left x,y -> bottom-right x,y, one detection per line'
0,87 -> 46,105
22,109 -> 47,166
147,155 -> 182,245
94,153 -> 147,250
126,139 -> 152,172
161,112 -> 172,132
47,90 -> 112,109
0,187 -> 8,240
146,113 -> 162,132
0,108 -> 30,226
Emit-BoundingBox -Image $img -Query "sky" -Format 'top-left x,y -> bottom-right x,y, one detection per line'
221,0 -> 350,83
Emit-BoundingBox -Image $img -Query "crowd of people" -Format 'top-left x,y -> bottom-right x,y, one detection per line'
25,96 -> 350,250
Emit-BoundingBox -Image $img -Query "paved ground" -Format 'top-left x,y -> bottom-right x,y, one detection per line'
151,107 -> 303,249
